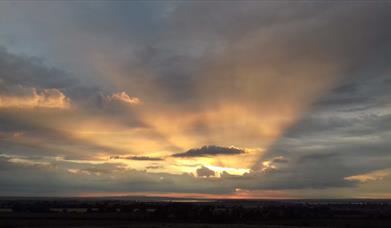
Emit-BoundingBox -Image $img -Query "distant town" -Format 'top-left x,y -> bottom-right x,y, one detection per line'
0,197 -> 390,227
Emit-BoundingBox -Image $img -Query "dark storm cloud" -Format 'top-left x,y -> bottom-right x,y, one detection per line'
172,145 -> 245,157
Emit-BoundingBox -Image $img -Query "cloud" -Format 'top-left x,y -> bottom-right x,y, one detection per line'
172,145 -> 245,157
107,91 -> 141,105
0,47 -> 76,90
110,155 -> 163,161
0,2 -> 390,198
271,156 -> 288,163
259,156 -> 288,172
345,169 -> 390,183
146,165 -> 162,169
196,166 -> 215,178
0,88 -> 71,109
67,167 -> 116,176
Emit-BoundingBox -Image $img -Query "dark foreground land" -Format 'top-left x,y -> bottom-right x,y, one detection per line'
0,197 -> 390,228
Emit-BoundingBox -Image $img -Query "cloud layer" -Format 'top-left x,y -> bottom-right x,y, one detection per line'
0,2 -> 390,198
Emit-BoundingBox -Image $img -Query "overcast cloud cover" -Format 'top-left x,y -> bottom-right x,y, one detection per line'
0,1 -> 390,198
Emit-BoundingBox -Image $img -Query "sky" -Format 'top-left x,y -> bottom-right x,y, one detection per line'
0,1 -> 390,198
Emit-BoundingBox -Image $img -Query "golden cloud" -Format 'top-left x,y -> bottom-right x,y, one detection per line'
0,88 -> 70,109
345,169 -> 390,183
108,91 -> 141,105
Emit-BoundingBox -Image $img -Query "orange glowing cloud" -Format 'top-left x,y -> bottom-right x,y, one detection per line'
345,169 -> 390,183
0,88 -> 70,109
107,91 -> 141,105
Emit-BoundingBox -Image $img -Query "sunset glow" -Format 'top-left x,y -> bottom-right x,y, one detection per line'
0,1 -> 390,199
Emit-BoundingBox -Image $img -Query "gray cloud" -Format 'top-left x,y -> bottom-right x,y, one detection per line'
0,48 -> 76,91
271,156 -> 288,164
196,166 -> 215,178
172,145 -> 245,157
111,155 -> 163,161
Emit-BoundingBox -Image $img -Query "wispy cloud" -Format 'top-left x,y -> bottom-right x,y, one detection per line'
110,155 -> 163,161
